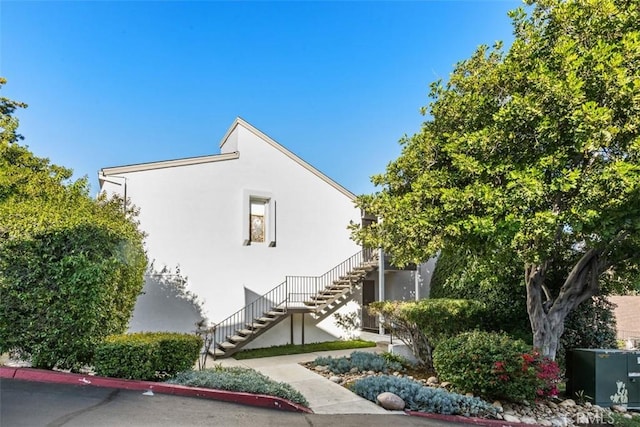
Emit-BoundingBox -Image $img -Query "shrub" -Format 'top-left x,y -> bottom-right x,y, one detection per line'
433,331 -> 560,402
94,332 -> 202,380
0,223 -> 146,371
153,332 -> 203,375
351,375 -> 496,417
313,351 -> 403,374
368,298 -> 486,368
168,366 -> 308,406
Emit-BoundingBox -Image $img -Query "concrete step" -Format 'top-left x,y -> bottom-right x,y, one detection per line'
209,348 -> 226,357
332,280 -> 352,286
265,310 -> 286,317
246,322 -> 268,329
228,335 -> 247,343
322,288 -> 346,294
219,341 -> 237,350
237,329 -> 254,336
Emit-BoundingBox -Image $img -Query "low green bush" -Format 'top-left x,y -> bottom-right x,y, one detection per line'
167,366 -> 308,406
313,351 -> 403,374
351,375 -> 496,417
368,298 -> 486,368
94,332 -> 202,380
433,331 -> 560,402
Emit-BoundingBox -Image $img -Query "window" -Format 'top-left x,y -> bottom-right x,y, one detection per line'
243,190 -> 276,247
250,200 -> 266,243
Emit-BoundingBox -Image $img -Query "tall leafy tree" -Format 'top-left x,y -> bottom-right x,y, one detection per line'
0,78 -> 147,369
352,0 -> 640,359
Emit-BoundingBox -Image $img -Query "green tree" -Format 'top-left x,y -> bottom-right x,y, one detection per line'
0,78 -> 147,370
429,247 -> 531,342
430,246 -> 618,368
352,0 -> 640,359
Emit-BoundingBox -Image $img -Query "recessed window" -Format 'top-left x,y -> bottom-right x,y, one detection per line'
243,190 -> 276,247
250,200 -> 266,243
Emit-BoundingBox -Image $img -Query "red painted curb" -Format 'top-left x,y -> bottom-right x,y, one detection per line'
5,367 -> 312,414
0,366 -> 18,379
406,410 -> 520,426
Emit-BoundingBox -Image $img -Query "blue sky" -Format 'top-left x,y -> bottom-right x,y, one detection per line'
1,0 -> 520,196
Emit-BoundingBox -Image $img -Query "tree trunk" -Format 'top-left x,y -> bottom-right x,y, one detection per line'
525,249 -> 603,360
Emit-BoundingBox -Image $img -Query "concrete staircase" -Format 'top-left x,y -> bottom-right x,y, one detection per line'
210,249 -> 378,358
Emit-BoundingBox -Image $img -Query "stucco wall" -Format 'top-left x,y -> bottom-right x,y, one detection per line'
102,121 -> 361,338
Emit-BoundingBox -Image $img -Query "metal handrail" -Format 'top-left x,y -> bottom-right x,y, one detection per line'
212,248 -> 377,353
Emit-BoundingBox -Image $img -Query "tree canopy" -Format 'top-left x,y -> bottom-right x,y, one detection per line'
352,0 -> 640,359
0,78 -> 147,369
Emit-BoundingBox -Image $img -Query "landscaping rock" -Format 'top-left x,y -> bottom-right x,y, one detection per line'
503,414 -> 521,423
314,365 -> 328,372
376,392 -> 406,410
611,404 -> 627,413
302,360 -> 620,426
559,399 -> 576,408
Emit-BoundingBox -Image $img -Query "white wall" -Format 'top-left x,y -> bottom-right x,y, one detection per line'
102,120 -> 361,338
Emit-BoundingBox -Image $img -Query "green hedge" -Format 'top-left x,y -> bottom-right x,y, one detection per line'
94,332 -> 202,380
0,224 -> 146,371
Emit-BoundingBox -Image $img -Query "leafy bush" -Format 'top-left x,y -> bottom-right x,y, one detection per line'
0,223 -> 146,370
94,332 -> 202,380
313,351 -> 403,374
153,332 -> 203,375
433,331 -> 560,402
168,366 -> 308,406
368,298 -> 486,368
351,375 -> 496,417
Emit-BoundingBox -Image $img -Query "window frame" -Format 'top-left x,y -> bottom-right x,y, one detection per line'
243,190 -> 276,247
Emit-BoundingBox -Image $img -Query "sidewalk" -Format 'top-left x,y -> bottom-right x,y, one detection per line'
208,341 -> 391,414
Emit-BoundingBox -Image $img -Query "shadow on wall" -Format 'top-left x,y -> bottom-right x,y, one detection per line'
128,265 -> 206,334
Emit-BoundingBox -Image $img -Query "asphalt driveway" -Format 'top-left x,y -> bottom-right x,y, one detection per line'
1,379 -> 459,427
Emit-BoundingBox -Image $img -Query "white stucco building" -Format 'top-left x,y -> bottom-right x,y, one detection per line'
100,118 -> 433,356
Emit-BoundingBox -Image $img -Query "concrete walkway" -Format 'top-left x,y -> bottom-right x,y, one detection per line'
207,334 -> 395,414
